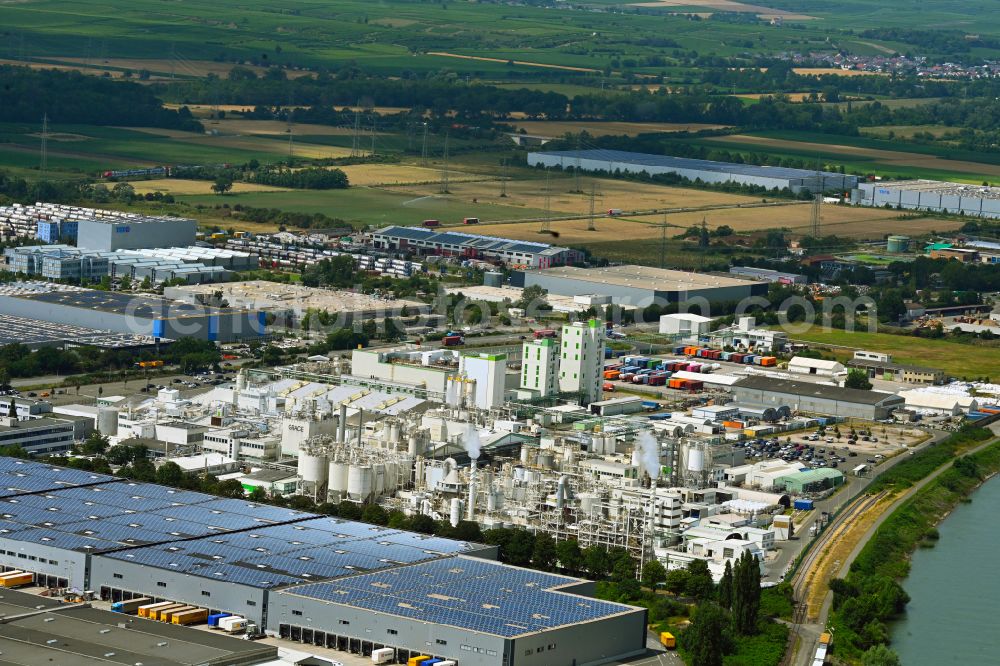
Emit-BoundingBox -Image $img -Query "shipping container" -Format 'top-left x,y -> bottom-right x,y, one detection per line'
722,420 -> 744,429
150,604 -> 185,622
173,609 -> 209,625
760,356 -> 777,367
160,605 -> 196,622
660,632 -> 676,649
111,597 -> 151,614
407,657 -> 432,666
0,572 -> 33,588
442,335 -> 464,346
793,499 -> 814,511
138,601 -> 174,618
604,370 -> 620,380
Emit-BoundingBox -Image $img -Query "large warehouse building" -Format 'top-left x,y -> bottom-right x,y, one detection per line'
528,149 -> 858,194
731,376 -> 904,420
0,282 -> 265,342
371,226 -> 583,269
512,264 -> 768,307
77,215 -> 198,251
0,457 -> 646,666
852,180 -> 1000,219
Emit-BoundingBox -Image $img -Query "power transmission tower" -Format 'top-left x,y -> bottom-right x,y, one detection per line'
810,160 -> 823,237
573,136 -> 582,193
811,192 -> 822,238
370,114 -> 376,157
587,181 -> 598,231
540,170 -> 552,234
660,213 -> 668,269
40,114 -> 49,175
350,108 -> 361,158
169,43 -> 176,80
420,123 -> 429,166
699,216 -> 708,269
439,132 -> 450,194
499,159 -> 509,198
286,90 -> 295,159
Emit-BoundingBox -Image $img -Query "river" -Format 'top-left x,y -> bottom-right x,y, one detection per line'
891,475 -> 1000,665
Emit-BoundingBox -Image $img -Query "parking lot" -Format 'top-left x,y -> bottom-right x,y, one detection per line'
734,423 -> 922,472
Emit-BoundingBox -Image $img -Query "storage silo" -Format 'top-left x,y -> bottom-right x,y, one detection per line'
887,235 -> 910,253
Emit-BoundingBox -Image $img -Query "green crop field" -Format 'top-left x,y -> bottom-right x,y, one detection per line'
781,326 -> 1000,379
178,187 -> 550,228
5,0 -> 996,85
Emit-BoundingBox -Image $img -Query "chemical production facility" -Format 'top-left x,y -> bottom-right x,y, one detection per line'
512,264 -> 768,306
528,149 -> 858,194
852,179 -> 1000,219
0,457 -> 647,666
0,282 -> 265,342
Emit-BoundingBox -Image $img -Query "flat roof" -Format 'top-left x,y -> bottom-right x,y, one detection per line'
0,457 -> 115,499
734,376 -> 902,406
527,264 -> 761,292
0,589 -> 276,666
374,226 -> 574,257
167,281 -> 423,314
281,556 -> 640,638
861,179 -> 1000,200
533,149 -> 848,181
847,358 -> 943,374
7,288 -> 242,319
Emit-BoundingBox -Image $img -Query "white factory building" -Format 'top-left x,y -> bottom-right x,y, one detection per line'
659,313 -> 713,340
853,180 -> 1000,220
709,316 -> 789,352
529,149 -> 858,194
788,356 -> 847,378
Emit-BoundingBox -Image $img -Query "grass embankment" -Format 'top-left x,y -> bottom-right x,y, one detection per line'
829,425 -> 998,662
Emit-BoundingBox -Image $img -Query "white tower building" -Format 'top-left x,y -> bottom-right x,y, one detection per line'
521,337 -> 559,397
559,318 -> 605,404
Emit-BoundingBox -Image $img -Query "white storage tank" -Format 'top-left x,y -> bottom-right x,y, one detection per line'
329,461 -> 350,495
687,447 -> 705,473
299,451 -> 329,487
348,464 -> 374,502
97,408 -> 119,436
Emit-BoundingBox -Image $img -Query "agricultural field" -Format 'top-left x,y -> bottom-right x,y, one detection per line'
5,0 -> 989,84
131,179 -> 292,195
0,122 -> 325,178
699,131 -> 1000,182
512,121 -> 728,138
860,125 -> 955,140
177,187 -> 550,228
780,326 -> 1000,379
384,176 -> 759,216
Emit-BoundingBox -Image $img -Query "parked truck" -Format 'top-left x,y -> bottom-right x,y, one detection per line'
660,632 -> 676,649
219,616 -> 248,634
372,647 -> 396,664
208,613 -> 232,628
111,597 -> 152,614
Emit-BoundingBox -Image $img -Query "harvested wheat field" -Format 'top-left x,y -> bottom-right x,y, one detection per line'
625,204 -> 962,238
59,57 -> 314,79
385,178 -> 758,215
0,58 -> 127,78
209,119 -> 363,137
628,0 -> 813,19
131,179 -> 293,195
128,127 -> 353,159
792,68 -> 884,77
468,217 -> 666,244
514,120 -> 727,137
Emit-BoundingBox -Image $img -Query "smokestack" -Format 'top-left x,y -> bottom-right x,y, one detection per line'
466,459 -> 477,522
556,475 -> 567,512
356,408 -> 364,446
338,403 -> 347,443
450,498 -> 463,528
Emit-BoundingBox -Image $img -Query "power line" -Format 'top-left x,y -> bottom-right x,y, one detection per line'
439,131 -> 450,194
500,158 -> 508,198
40,113 -> 48,175
421,123 -> 429,166
540,170 -> 552,234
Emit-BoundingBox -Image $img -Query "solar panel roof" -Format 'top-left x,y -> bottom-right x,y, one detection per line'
282,556 -> 638,637
97,518 -> 479,587
0,458 -> 115,498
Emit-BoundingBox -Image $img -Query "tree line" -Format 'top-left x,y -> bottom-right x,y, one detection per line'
0,66 -> 202,131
